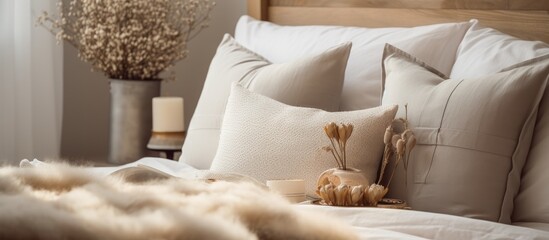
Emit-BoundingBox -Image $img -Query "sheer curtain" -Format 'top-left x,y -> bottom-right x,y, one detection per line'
0,0 -> 62,165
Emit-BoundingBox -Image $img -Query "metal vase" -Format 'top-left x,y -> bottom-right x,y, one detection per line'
109,79 -> 161,164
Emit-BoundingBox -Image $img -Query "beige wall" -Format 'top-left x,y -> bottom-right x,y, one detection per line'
60,1 -> 247,162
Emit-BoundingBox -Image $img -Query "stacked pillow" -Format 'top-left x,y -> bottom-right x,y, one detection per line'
235,15 -> 471,111
180,34 -> 351,169
181,16 -> 549,227
210,84 -> 397,196
182,16 -> 472,170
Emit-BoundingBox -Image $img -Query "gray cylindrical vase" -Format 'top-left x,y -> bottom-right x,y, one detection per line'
109,79 -> 161,164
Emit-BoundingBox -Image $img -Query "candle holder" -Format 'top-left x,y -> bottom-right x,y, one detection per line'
147,131 -> 186,160
148,96 -> 185,160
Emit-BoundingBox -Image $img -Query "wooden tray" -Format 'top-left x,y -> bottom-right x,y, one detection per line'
311,198 -> 411,210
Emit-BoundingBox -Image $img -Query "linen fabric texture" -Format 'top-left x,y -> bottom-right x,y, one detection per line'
381,44 -> 549,223
235,15 -> 471,111
180,34 -> 351,169
210,84 -> 397,197
448,20 -> 549,227
514,74 -> 549,228
513,70 -> 549,228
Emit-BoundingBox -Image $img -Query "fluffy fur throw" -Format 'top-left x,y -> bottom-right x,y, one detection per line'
0,164 -> 357,240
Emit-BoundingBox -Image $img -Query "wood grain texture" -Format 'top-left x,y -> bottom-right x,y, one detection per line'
270,0 -> 549,10
247,0 -> 549,43
247,0 -> 269,20
509,0 -> 549,10
271,0 -> 509,9
268,7 -> 549,43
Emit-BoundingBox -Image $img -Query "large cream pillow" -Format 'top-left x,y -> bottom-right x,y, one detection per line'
235,16 -> 471,111
449,20 -> 549,228
180,34 -> 351,169
210,84 -> 397,197
381,44 -> 549,223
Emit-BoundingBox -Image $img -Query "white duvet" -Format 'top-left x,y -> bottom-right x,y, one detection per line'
21,158 -> 549,239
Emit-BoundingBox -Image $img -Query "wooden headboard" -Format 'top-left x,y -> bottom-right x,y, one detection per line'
247,0 -> 549,43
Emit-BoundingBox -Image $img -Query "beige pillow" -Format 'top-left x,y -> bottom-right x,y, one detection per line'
381,44 -> 549,223
236,16 -> 471,111
445,20 -> 549,227
210,84 -> 397,197
512,63 -> 549,226
180,34 -> 351,169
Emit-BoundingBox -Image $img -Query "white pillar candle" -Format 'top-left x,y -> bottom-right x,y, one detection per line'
266,179 -> 306,203
266,179 -> 305,195
152,97 -> 184,132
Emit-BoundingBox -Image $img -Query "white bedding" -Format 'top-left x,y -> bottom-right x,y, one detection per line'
232,16 -> 549,235
296,205 -> 549,240
21,158 -> 549,239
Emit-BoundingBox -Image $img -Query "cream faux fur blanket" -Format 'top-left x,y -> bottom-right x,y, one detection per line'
0,164 -> 357,240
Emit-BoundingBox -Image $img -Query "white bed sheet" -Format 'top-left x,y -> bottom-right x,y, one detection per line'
296,205 -> 549,239
515,222 -> 549,233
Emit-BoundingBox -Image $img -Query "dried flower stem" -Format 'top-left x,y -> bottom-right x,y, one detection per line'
386,142 -> 404,188
340,140 -> 347,169
328,139 -> 344,168
377,145 -> 392,185
323,122 -> 353,170
379,104 -> 416,189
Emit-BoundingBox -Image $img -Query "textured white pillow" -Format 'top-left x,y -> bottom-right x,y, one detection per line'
180,34 -> 351,169
382,44 -> 549,223
210,84 -> 397,196
235,15 -> 471,111
450,19 -> 549,79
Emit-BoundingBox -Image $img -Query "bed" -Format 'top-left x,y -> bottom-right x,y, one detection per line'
4,0 -> 549,239
181,0 -> 549,238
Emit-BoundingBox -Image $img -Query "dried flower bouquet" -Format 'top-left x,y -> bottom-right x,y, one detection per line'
37,0 -> 215,80
378,104 -> 416,189
317,122 -> 388,206
316,106 -> 416,207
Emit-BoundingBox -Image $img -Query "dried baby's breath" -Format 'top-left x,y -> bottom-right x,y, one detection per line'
37,0 -> 215,80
